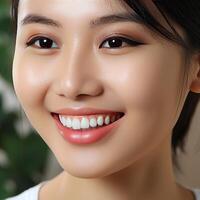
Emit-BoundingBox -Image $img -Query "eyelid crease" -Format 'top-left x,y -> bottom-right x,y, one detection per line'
103,32 -> 144,42
97,29 -> 146,43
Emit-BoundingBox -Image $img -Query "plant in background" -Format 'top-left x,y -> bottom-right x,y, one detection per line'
0,0 -> 13,83
0,1 -> 49,199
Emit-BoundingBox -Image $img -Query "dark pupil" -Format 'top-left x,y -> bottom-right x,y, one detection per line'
108,38 -> 122,48
40,38 -> 53,48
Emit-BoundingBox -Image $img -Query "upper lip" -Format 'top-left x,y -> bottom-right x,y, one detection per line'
53,107 -> 124,116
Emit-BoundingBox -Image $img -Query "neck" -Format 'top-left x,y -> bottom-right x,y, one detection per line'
41,135 -> 194,200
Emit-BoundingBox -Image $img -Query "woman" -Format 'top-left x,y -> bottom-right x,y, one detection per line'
7,0 -> 200,199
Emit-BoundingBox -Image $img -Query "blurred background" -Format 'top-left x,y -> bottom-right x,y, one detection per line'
0,0 -> 200,199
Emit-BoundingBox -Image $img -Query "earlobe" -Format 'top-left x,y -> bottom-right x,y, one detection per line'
190,58 -> 200,93
190,80 -> 200,93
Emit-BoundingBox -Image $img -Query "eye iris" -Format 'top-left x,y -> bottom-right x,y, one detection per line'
108,38 -> 122,48
40,38 -> 53,48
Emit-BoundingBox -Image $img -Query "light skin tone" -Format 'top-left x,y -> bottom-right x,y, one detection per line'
13,0 -> 200,199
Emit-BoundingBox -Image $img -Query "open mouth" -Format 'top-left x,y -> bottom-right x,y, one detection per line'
51,111 -> 125,144
52,112 -> 125,131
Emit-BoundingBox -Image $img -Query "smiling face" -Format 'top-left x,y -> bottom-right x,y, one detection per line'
13,0 -> 193,178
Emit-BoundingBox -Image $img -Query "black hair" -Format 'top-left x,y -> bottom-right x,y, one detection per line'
11,0 -> 200,173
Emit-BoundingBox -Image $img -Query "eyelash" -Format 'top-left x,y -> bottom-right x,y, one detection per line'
100,36 -> 143,48
26,35 -> 143,49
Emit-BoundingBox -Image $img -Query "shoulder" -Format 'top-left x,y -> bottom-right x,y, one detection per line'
5,182 -> 46,200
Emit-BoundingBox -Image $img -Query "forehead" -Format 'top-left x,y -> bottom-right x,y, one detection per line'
18,0 -> 127,17
17,0 -> 185,40
17,0 -> 162,33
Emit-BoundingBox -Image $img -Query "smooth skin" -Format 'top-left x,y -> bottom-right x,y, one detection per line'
13,0 -> 200,199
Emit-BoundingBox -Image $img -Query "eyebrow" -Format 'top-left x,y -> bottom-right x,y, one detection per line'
21,14 -> 62,27
21,12 -> 144,28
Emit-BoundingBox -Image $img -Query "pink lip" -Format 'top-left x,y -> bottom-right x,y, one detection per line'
52,113 -> 124,144
54,107 -> 124,116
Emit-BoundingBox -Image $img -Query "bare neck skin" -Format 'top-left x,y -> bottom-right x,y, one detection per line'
39,134 -> 195,200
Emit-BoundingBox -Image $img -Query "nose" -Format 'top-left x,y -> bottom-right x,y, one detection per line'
53,42 -> 104,100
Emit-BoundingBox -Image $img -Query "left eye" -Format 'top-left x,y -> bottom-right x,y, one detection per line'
99,36 -> 143,49
26,36 -> 58,49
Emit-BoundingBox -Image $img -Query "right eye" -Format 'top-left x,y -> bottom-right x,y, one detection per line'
26,36 -> 59,49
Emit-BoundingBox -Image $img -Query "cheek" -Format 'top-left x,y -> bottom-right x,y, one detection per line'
90,47 -> 184,171
12,51 -> 54,110
101,46 -> 183,128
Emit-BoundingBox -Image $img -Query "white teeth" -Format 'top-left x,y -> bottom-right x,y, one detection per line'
58,113 -> 123,130
97,116 -> 103,126
89,117 -> 97,128
66,117 -> 72,128
104,115 -> 110,125
72,118 -> 81,130
59,115 -> 66,125
81,117 -> 90,129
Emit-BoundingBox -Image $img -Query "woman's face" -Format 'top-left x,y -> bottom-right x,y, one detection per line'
13,0 -> 193,178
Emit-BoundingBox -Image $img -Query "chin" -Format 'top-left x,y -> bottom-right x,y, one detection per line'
59,160 -> 117,179
64,166 -> 112,179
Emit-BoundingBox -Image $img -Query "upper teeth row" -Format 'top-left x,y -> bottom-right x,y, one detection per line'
59,114 -> 120,130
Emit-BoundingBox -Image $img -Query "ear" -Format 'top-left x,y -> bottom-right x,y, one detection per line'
190,54 -> 200,93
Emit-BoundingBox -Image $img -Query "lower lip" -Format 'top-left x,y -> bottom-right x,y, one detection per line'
52,113 -> 123,144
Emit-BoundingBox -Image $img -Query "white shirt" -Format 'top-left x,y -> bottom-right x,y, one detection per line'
5,182 -> 46,200
5,182 -> 200,200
